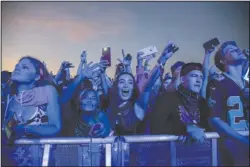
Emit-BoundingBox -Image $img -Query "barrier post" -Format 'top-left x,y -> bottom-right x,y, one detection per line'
42,144 -> 52,167
211,139 -> 218,167
170,141 -> 177,166
105,143 -> 112,166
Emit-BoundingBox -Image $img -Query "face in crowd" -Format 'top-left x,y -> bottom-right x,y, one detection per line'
181,70 -> 203,93
80,90 -> 99,112
117,73 -> 134,101
163,78 -> 172,90
222,43 -> 246,63
11,58 -> 41,85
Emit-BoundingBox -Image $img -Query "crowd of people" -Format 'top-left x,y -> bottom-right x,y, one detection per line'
1,40 -> 249,166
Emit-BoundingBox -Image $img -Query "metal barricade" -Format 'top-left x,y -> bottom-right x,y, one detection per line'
15,137 -> 115,166
13,131 -> 249,166
121,131 -> 249,166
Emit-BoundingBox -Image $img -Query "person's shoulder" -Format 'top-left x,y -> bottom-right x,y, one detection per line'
43,85 -> 58,95
208,75 -> 226,90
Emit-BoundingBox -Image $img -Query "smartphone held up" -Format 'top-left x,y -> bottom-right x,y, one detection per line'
166,43 -> 179,53
203,38 -> 220,51
62,62 -> 74,69
137,45 -> 158,59
101,47 -> 111,67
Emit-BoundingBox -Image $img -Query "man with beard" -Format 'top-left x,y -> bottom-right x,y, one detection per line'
207,41 -> 249,166
151,63 -> 209,141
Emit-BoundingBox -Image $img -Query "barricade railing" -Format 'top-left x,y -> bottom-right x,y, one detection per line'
13,131 -> 249,166
14,137 -> 116,166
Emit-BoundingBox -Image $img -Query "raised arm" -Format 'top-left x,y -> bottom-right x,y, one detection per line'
54,62 -> 65,83
60,62 -> 100,104
77,50 -> 87,75
200,44 -> 220,99
136,52 -> 144,84
118,49 -> 133,74
139,43 -> 178,104
98,60 -> 111,96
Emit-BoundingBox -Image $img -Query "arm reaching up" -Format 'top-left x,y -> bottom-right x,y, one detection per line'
60,62 -> 100,104
77,50 -> 87,76
201,44 -> 221,99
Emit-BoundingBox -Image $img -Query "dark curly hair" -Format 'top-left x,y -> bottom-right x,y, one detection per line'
10,56 -> 55,95
214,41 -> 238,72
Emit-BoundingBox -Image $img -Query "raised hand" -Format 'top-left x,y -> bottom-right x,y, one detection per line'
118,49 -> 132,67
99,60 -> 110,73
137,51 -> 144,60
80,50 -> 87,64
122,49 -> 126,58
82,62 -> 100,79
118,56 -> 132,67
145,53 -> 156,62
137,51 -> 144,67
61,61 -> 74,70
205,43 -> 221,55
158,42 -> 178,65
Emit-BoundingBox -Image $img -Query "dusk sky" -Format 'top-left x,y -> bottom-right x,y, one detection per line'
2,1 -> 249,77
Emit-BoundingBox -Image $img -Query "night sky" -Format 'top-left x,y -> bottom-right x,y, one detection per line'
2,1 -> 249,77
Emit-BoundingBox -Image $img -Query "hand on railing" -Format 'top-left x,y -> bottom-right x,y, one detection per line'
178,125 -> 207,144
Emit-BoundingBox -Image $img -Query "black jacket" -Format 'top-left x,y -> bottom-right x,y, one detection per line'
151,88 -> 210,135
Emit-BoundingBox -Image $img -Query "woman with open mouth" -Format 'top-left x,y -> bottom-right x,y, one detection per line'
107,72 -> 145,135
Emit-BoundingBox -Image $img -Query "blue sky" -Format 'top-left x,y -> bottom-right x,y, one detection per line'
2,1 -> 249,77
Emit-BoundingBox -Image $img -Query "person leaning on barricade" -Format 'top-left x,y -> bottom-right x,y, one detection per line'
207,40 -> 249,166
2,56 -> 61,166
151,62 -> 210,143
59,50 -> 112,136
